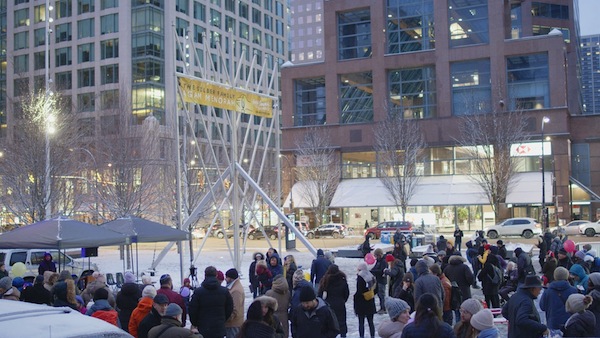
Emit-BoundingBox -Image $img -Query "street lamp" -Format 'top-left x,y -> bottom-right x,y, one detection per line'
43,0 -> 54,219
541,116 -> 550,230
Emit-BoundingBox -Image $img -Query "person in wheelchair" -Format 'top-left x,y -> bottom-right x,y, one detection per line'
499,261 -> 518,302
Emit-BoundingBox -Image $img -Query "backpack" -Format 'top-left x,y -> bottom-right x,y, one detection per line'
489,265 -> 502,284
450,281 -> 462,310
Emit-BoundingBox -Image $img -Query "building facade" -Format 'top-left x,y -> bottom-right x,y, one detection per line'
281,0 -> 600,232
580,34 -> 600,114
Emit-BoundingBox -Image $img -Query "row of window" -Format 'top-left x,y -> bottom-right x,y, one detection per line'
13,64 -> 118,94
294,54 -> 549,125
15,1 -> 118,28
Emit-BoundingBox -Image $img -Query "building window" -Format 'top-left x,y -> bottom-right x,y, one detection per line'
56,0 -> 72,18
294,77 -> 326,126
531,2 -> 569,19
100,64 -> 119,84
78,0 -> 95,14
132,7 -> 164,33
78,18 -> 95,39
340,72 -> 373,124
101,38 -> 119,59
386,0 -> 434,54
448,0 -> 489,47
55,47 -> 72,67
193,1 -> 205,21
77,92 -> 95,112
34,51 -> 46,70
101,89 -> 119,109
176,0 -> 189,14
239,2 -> 248,19
14,31 -> 28,50
55,23 -> 72,43
571,143 -> 590,186
225,0 -> 235,13
78,43 -> 94,63
338,9 -> 372,60
13,54 -> 28,73
78,68 -> 95,88
132,33 -> 163,57
100,14 -> 118,34
34,28 -> 45,46
510,4 -> 522,39
133,60 -> 163,84
132,84 -> 165,110
176,17 -> 188,37
194,24 -> 205,43
101,0 -> 118,10
34,4 -> 46,24
507,53 -> 549,110
451,59 -> 491,115
264,14 -> 272,30
388,66 -> 437,119
532,25 -> 570,43
240,22 -> 249,40
15,8 -> 29,27
55,71 -> 72,90
210,9 -> 221,28
252,8 -> 261,25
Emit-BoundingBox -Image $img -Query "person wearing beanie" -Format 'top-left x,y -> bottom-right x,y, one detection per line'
57,269 -> 72,282
148,303 -> 201,338
290,284 -> 339,338
139,275 -> 154,293
502,275 -> 548,338
290,269 -> 311,312
117,272 -> 142,334
82,271 -> 116,309
266,274 -> 290,338
557,248 -> 573,270
216,270 -> 225,285
0,276 -> 12,295
311,248 -> 332,287
137,294 -> 169,338
20,274 -> 52,305
563,294 -> 595,337
377,297 -> 410,338
454,298 -> 483,338
156,274 -> 187,327
392,272 -> 415,314
317,264 -> 349,338
87,287 -> 121,328
189,265 -> 234,338
514,247 -> 535,284
540,266 -> 578,330
370,248 -> 388,314
470,309 -> 498,338
586,272 -> 600,337
401,293 -> 454,337
225,268 -> 245,338
129,286 -> 158,338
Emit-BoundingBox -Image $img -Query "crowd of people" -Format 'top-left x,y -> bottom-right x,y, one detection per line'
3,227 -> 600,338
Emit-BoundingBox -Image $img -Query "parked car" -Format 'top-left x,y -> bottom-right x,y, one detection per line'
579,220 -> 600,237
306,223 -> 345,239
215,225 -> 244,239
484,217 -> 542,239
549,220 -> 590,236
364,221 -> 413,240
0,249 -> 98,278
248,226 -> 279,240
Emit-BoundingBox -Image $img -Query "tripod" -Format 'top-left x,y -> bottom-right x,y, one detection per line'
188,265 -> 199,289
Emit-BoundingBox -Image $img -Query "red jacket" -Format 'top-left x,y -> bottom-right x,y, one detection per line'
157,287 -> 187,325
92,309 -> 119,327
129,297 -> 153,338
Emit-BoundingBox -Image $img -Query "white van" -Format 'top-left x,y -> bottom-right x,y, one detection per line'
0,249 -> 97,278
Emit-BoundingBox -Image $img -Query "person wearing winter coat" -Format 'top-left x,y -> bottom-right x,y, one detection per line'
470,309 -> 499,338
81,272 -> 116,308
249,252 -> 264,298
501,275 -> 548,338
401,293 -> 456,338
454,227 -> 464,253
138,294 -> 169,338
413,260 -> 444,307
87,287 -> 121,328
148,303 -> 201,338
561,294 -> 595,337
265,274 -> 290,338
318,264 -> 350,338
353,261 -> 377,338
156,274 -> 187,326
437,236 -> 448,253
514,247 -> 535,284
542,251 -> 557,285
311,249 -> 332,286
454,298 -> 483,338
117,271 -> 142,333
586,272 -> 600,336
539,266 -> 578,330
290,285 -> 339,338
360,235 -> 373,257
378,297 -> 410,338
38,252 -> 57,275
385,257 -> 405,297
254,295 -> 286,338
477,253 -> 500,309
284,255 -> 298,291
443,255 -> 474,302
268,253 -> 283,279
239,300 -> 276,338
570,263 -> 591,293
290,269 -> 311,312
557,248 -> 574,270
189,266 -> 234,338
430,264 -> 453,325
256,260 -> 273,295
129,286 -> 158,338
370,248 -> 388,313
499,261 -> 518,302
224,268 -> 245,338
20,274 -> 52,305
52,279 -> 79,310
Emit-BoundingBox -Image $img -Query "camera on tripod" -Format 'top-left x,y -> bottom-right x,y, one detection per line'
189,265 -> 197,278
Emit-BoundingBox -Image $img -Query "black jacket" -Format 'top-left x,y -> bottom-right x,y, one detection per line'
290,298 -> 340,338
478,255 -> 500,296
116,282 -> 141,333
353,275 -> 376,316
318,273 -> 349,335
501,287 -> 547,338
443,255 -> 474,300
20,283 -> 52,305
138,307 -> 162,338
370,257 -> 387,285
240,320 -> 276,338
189,276 -> 234,338
562,310 -> 596,337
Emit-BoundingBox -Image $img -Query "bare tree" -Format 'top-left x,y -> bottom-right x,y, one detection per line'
457,109 -> 530,219
294,128 -> 340,226
374,115 -> 426,222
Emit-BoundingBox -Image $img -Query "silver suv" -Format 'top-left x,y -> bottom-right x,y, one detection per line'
484,217 -> 542,239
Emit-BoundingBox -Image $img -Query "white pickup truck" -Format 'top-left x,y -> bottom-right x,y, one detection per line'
0,249 -> 97,278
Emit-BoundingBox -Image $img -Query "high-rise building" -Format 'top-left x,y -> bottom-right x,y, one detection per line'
288,0 -> 323,64
580,34 -> 600,114
281,0 -> 600,231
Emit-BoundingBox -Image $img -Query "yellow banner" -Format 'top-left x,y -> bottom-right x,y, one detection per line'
178,77 -> 273,118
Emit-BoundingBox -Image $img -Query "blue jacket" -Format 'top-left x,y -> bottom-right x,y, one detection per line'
539,280 -> 578,329
501,287 -> 547,338
311,255 -> 332,285
477,327 -> 499,338
268,253 -> 283,277
569,264 -> 590,293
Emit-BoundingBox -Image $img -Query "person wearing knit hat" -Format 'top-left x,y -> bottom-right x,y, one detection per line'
86,287 -> 120,328
563,294 -> 595,337
124,271 -> 136,284
224,267 -> 245,338
454,298 -> 483,338
377,297 -> 410,338
289,284 -> 339,338
81,271 -> 115,309
148,303 -> 201,338
216,270 -> 225,284
470,308 -> 498,336
116,271 -> 143,334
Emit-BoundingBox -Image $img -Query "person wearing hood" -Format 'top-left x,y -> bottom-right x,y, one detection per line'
290,284 -> 339,338
539,267 -> 578,331
238,301 -> 276,338
189,266 -> 234,338
20,274 -> 52,305
254,295 -> 286,338
470,309 -> 499,338
249,252 -> 264,298
562,294 -> 595,337
570,264 -> 590,293
514,247 -> 535,284
265,274 -> 290,338
586,272 -> 600,336
311,249 -> 332,287
268,253 -> 283,279
38,252 -> 57,275
557,248 -> 574,270
148,303 -> 201,338
87,287 -> 121,328
413,259 -> 444,307
542,250 -> 557,285
377,297 -> 410,338
443,254 -> 474,313
224,268 -> 245,338
52,278 -> 79,310
117,271 -> 142,333
353,261 -> 377,338
318,264 -> 350,338
129,285 -> 157,338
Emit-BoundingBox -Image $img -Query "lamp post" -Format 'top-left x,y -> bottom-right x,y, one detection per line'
43,0 -> 54,219
541,116 -> 550,230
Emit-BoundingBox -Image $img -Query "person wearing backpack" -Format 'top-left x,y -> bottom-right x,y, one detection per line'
478,253 -> 500,308
539,267 -> 578,333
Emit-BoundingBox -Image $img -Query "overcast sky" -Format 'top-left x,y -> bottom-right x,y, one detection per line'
578,0 -> 600,36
